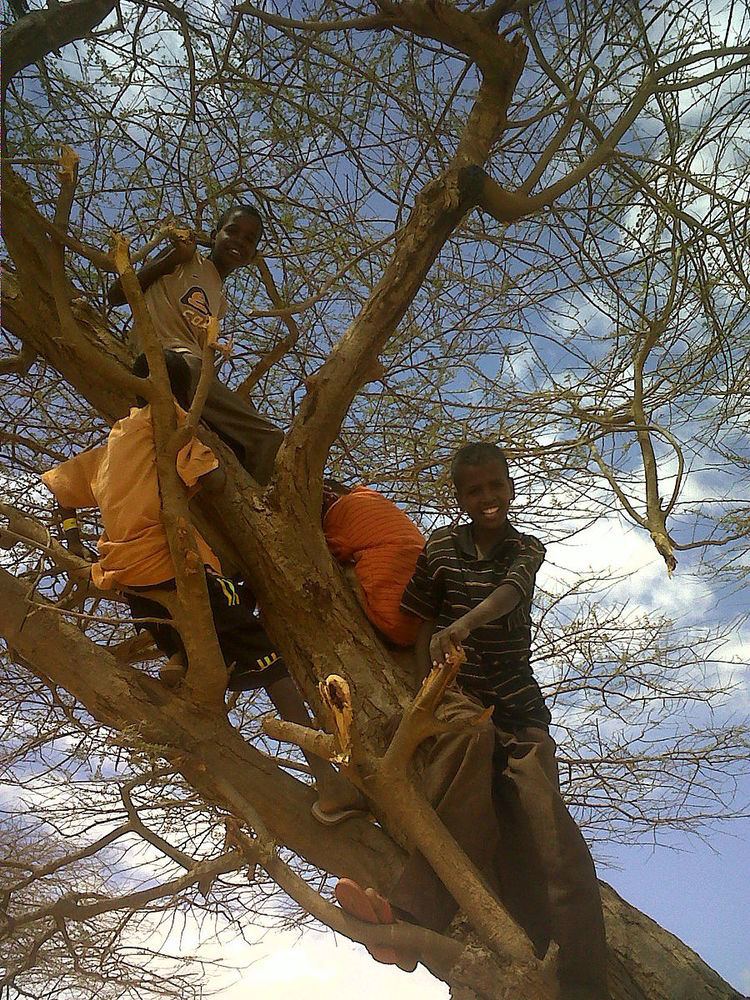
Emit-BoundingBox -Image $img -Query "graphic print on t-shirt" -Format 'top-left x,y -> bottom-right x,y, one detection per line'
180,286 -> 212,329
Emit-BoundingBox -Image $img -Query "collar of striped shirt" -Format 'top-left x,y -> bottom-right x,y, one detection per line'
452,520 -> 522,560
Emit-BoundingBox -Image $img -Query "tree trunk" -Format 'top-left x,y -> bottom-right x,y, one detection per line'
601,883 -> 744,1000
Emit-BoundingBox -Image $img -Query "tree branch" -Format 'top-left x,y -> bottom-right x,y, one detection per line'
2,0 -> 117,84
0,344 -> 37,377
0,564 -> 406,891
235,255 -> 303,397
235,4 -> 393,34
275,12 -> 526,504
6,850 -> 243,932
110,233 -> 228,703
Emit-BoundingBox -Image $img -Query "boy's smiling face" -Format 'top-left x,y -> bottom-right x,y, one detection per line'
455,460 -> 515,533
211,209 -> 262,276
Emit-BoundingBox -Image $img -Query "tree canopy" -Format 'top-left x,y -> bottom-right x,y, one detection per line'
1,2 -> 749,998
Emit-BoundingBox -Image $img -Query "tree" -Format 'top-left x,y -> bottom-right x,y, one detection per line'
2,1 -> 749,997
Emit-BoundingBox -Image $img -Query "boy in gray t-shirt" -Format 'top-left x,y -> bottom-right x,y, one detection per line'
109,204 -> 283,484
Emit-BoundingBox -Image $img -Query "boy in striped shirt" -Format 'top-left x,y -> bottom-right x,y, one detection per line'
336,443 -> 609,1000
403,444 -> 550,729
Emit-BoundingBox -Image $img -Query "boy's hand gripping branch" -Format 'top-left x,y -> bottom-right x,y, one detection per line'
58,506 -> 98,565
384,644 -> 491,771
168,227 -> 197,265
429,621 -> 471,666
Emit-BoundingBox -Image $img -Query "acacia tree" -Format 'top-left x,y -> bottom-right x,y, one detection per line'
2,1 -> 749,998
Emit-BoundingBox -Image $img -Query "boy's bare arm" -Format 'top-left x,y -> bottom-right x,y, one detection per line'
57,505 -> 98,563
108,232 -> 197,306
430,583 -> 520,665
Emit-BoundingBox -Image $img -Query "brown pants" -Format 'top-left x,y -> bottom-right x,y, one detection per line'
182,353 -> 283,485
389,690 -> 609,999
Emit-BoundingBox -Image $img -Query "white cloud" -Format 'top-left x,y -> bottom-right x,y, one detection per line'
146,917 -> 448,1000
220,930 -> 447,1000
541,512 -> 716,617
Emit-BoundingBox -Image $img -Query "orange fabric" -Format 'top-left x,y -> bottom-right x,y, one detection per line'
323,485 -> 425,646
41,405 -> 220,590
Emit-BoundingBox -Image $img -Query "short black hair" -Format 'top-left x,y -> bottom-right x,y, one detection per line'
132,350 -> 192,410
323,478 -> 350,497
451,442 -> 510,486
216,202 -> 264,238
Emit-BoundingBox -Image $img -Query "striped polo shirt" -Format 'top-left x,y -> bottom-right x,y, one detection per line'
400,521 -> 551,730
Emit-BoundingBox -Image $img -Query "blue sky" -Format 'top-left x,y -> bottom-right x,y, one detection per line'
608,817 -> 750,993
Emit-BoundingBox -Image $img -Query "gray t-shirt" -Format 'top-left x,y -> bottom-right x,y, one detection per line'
131,251 -> 228,357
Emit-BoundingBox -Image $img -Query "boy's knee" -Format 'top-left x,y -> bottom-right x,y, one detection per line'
438,689 -> 491,726
265,424 -> 284,451
250,425 -> 284,483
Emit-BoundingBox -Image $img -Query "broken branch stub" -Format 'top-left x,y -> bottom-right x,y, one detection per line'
319,674 -> 354,763
57,144 -> 80,183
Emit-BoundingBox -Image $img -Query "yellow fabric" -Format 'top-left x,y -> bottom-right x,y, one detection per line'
131,251 -> 228,357
41,405 -> 221,589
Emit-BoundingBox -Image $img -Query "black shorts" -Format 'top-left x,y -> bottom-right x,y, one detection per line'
127,571 -> 287,690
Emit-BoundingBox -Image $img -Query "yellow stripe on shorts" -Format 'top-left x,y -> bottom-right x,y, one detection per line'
257,653 -> 279,670
217,577 -> 237,606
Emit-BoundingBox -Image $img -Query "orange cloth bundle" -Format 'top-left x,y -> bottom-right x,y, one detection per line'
323,485 -> 425,646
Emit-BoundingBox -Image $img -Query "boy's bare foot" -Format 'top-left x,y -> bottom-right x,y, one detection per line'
312,782 -> 369,826
334,877 -> 418,972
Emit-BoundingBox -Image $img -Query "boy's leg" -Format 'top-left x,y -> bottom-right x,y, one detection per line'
497,727 -> 609,1000
204,573 -> 365,820
182,353 -> 283,485
127,593 -> 186,684
387,688 -> 503,931
205,572 -> 284,691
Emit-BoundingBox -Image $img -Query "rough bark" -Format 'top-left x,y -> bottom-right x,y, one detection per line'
1,0 -> 116,83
